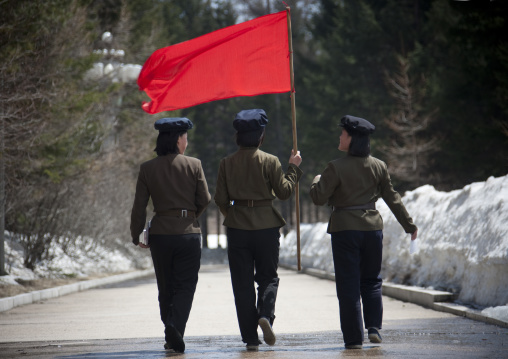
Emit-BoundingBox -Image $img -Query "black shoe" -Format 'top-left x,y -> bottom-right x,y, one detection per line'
345,342 -> 363,349
368,327 -> 382,343
258,317 -> 276,346
246,343 -> 259,351
165,324 -> 185,353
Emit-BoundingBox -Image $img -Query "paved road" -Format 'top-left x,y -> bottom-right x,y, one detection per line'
0,265 -> 506,358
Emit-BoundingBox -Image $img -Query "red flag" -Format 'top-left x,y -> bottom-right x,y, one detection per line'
137,11 -> 290,114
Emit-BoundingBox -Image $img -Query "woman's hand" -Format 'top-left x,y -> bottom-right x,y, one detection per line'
289,150 -> 302,166
139,243 -> 150,249
411,229 -> 418,241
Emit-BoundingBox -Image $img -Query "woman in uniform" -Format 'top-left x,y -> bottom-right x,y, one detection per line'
214,109 -> 303,351
130,117 -> 211,353
310,115 -> 418,350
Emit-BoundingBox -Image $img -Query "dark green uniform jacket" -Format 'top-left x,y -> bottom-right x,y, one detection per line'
214,147 -> 303,230
130,154 -> 211,243
310,155 -> 417,234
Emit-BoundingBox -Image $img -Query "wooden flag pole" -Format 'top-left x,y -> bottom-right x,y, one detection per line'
286,6 -> 301,271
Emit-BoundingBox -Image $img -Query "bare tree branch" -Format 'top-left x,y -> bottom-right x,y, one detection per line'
380,55 -> 439,187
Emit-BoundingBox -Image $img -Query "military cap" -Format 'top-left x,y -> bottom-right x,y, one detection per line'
233,109 -> 268,133
339,115 -> 375,135
154,117 -> 193,132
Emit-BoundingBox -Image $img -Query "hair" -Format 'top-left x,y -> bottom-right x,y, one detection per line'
347,130 -> 371,157
154,130 -> 187,156
235,128 -> 265,148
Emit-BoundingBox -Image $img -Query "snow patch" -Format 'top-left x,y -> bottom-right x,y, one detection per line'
1,233 -> 151,284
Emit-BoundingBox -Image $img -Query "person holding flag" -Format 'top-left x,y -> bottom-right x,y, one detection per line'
214,109 -> 302,351
137,7 -> 306,270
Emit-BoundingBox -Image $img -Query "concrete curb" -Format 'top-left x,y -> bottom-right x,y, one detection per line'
0,269 -> 153,313
382,282 -> 455,307
432,302 -> 508,328
280,264 -> 508,329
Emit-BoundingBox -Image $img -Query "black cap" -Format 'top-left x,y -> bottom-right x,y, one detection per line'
154,117 -> 193,132
233,109 -> 268,133
339,115 -> 375,135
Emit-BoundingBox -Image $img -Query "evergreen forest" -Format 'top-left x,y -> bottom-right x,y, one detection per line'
1,0 -> 507,271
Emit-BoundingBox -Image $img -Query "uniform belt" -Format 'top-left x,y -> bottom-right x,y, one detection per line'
333,202 -> 376,211
156,210 -> 196,218
232,199 -> 273,208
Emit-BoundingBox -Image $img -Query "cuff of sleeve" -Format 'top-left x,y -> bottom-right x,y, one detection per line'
405,225 -> 418,234
288,163 -> 304,180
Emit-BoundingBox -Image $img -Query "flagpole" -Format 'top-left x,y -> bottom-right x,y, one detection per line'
286,6 -> 301,271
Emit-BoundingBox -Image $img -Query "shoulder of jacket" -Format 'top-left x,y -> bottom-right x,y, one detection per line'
179,154 -> 201,165
220,153 -> 235,165
140,156 -> 158,168
264,152 -> 283,169
254,149 -> 277,161
329,156 -> 348,167
368,156 -> 387,168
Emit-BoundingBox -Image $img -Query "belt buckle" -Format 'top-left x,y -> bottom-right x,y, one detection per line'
181,209 -> 188,218
248,200 -> 254,208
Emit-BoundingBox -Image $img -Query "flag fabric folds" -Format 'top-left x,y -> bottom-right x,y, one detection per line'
137,11 -> 290,114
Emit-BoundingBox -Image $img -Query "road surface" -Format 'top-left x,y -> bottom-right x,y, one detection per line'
0,265 -> 506,358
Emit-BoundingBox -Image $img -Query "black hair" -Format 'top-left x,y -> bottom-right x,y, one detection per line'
235,128 -> 265,148
154,130 -> 187,156
348,130 -> 371,157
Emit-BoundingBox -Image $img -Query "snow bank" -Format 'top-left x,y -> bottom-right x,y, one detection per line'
381,175 -> 508,307
280,175 -> 508,309
0,233 -> 227,286
0,234 -> 151,286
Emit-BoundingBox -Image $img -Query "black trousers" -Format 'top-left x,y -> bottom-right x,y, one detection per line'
149,233 -> 201,337
227,227 -> 280,344
331,230 -> 383,345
